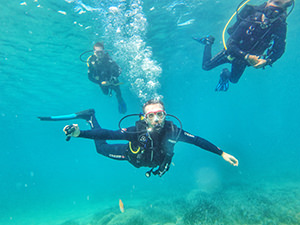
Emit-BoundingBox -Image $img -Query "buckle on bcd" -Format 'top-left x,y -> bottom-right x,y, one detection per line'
227,55 -> 235,62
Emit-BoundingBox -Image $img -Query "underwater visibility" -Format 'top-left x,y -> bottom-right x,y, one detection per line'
1,0 -> 300,224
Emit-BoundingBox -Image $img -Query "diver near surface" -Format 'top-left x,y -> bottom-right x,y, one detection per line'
87,42 -> 127,113
194,0 -> 294,91
38,99 -> 238,177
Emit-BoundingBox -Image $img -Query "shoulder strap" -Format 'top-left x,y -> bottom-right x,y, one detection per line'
86,55 -> 93,67
227,4 -> 256,35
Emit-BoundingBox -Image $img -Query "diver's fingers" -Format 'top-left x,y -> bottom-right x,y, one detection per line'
254,62 -> 262,68
229,156 -> 239,166
222,152 -> 239,166
63,125 -> 71,134
254,60 -> 267,69
63,124 -> 78,135
247,55 -> 260,66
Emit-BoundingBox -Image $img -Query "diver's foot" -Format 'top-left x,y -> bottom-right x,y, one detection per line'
118,100 -> 127,114
215,68 -> 230,92
193,35 -> 215,45
75,109 -> 95,121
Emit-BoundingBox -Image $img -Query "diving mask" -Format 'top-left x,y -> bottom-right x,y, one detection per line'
264,5 -> 284,19
94,48 -> 104,58
145,110 -> 166,131
145,110 -> 166,121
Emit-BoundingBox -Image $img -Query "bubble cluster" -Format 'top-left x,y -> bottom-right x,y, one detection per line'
65,0 -> 162,102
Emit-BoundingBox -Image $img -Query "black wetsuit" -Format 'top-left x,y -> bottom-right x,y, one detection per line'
88,53 -> 123,98
79,116 -> 223,175
203,3 -> 287,83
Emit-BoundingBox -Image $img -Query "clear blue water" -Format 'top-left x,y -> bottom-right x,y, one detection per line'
1,0 -> 300,224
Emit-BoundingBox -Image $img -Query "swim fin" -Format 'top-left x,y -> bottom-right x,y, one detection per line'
38,109 -> 95,121
118,100 -> 127,114
193,35 -> 215,45
215,68 -> 230,92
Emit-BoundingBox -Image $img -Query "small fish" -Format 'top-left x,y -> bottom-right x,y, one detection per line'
119,199 -> 125,213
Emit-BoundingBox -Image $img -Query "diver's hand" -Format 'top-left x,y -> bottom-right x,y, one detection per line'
253,58 -> 267,69
221,152 -> 239,166
110,76 -> 118,83
101,77 -> 119,86
153,163 -> 170,177
245,54 -> 267,69
245,54 -> 261,66
101,81 -> 109,86
63,124 -> 80,137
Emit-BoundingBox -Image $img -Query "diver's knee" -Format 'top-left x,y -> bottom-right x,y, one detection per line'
229,77 -> 239,84
95,141 -> 108,155
96,147 -> 104,155
202,64 -> 212,71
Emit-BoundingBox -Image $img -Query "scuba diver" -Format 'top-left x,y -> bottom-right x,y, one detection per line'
87,42 -> 127,113
193,0 -> 294,91
38,99 -> 238,177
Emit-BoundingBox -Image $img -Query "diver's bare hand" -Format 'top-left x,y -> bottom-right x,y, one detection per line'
63,124 -> 80,137
221,152 -> 239,166
245,54 -> 260,66
253,58 -> 267,69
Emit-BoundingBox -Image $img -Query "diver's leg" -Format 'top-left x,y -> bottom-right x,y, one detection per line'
193,35 -> 228,70
113,85 -> 122,102
215,68 -> 231,92
112,86 -> 127,114
229,61 -> 247,84
90,115 -> 128,161
215,62 -> 246,91
94,142 -> 128,161
100,85 -> 109,95
202,49 -> 229,71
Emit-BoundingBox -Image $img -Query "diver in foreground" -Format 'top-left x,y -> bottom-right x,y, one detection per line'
194,0 -> 294,91
38,99 -> 238,177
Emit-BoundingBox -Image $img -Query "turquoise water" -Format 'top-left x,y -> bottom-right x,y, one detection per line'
1,0 -> 300,224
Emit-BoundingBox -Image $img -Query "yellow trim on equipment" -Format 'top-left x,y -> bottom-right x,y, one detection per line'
86,55 -> 92,67
222,0 -> 251,50
129,142 -> 140,154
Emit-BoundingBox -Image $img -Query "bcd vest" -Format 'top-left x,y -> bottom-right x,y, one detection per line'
127,120 -> 179,168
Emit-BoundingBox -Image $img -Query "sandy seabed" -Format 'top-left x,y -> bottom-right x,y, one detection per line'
2,180 -> 299,225
57,181 -> 300,225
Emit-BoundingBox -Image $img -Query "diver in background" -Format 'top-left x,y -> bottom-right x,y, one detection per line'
194,0 -> 294,91
88,42 -> 127,113
38,99 -> 238,177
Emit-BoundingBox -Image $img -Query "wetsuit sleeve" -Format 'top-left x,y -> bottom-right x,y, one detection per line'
79,126 -> 136,141
178,130 -> 223,155
266,23 -> 287,65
